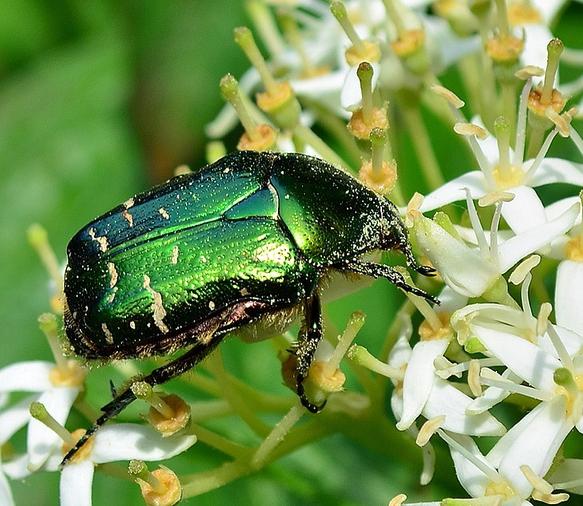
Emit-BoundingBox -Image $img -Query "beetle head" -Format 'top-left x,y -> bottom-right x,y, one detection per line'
377,197 -> 436,278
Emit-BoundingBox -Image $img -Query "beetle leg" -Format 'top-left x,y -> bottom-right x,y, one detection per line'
398,236 -> 437,277
342,260 -> 440,305
295,294 -> 326,414
60,339 -> 223,467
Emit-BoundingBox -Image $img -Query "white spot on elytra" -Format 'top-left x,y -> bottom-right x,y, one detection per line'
107,262 -> 118,288
143,274 -> 169,334
106,287 -> 118,304
102,323 -> 114,344
171,245 -> 179,264
209,301 -> 216,311
158,208 -> 170,220
130,321 -> 136,330
122,209 -> 134,227
88,228 -> 109,252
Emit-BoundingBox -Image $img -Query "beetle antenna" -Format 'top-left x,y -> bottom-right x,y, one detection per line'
61,388 -> 137,467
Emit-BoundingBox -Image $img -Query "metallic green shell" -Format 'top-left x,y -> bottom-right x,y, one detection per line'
64,152 -> 403,358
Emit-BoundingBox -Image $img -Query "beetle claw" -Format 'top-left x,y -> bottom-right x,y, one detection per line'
416,265 -> 437,277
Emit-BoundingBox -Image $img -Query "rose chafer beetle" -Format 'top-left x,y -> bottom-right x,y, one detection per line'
62,151 -> 436,465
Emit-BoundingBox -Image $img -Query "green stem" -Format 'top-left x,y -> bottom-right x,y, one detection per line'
501,81 -> 517,140
300,97 -> 361,167
191,423 -> 251,459
182,419 -> 333,498
204,351 -> 272,437
401,103 -> 445,189
293,124 -> 349,170
189,400 -> 233,422
180,372 -> 223,397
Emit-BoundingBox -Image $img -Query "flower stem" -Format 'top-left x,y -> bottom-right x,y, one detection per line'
293,124 -> 348,169
250,403 -> 304,468
401,103 -> 445,189
190,423 -> 251,459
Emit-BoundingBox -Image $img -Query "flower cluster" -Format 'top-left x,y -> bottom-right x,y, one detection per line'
3,0 -> 583,504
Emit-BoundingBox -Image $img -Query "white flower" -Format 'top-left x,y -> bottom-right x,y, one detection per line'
440,430 -> 533,505
0,454 -> 14,506
388,316 -> 505,436
0,359 -> 85,473
454,307 -> 583,498
412,192 -> 580,298
59,424 -> 196,506
548,458 -> 583,495
419,80 -> 583,233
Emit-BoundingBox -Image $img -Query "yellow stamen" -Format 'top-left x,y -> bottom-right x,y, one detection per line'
454,122 -> 488,139
416,416 -> 445,447
509,254 -> 541,285
431,84 -> 465,109
389,494 -> 407,506
515,65 -> 544,80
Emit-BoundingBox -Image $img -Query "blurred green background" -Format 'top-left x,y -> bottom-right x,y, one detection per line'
2,1 -> 583,505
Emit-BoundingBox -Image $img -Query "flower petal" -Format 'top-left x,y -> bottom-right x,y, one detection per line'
396,339 -> 449,431
292,70 -> 348,117
446,432 -> 492,497
473,324 -> 560,391
501,186 -> 546,234
436,286 -> 468,313
466,371 -> 521,415
529,158 -> 583,187
414,215 -> 499,297
0,394 -> 38,444
545,196 -> 582,222
548,458 -> 583,494
423,17 -> 480,71
555,260 -> 583,336
3,454 -> 31,480
340,62 -> 380,111
496,398 -> 573,498
539,325 -> 583,359
0,362 -> 54,393
91,424 -> 196,464
521,24 -> 553,71
60,460 -> 94,506
27,387 -> 78,471
423,379 -> 506,436
387,335 -> 413,370
418,171 -> 486,213
498,202 -> 580,274
0,465 -> 14,506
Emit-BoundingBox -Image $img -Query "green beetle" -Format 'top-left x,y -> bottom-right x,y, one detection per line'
62,151 -> 436,465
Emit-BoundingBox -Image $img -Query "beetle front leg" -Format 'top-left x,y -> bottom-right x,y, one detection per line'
61,339 -> 222,467
343,260 -> 440,305
295,294 -> 326,414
